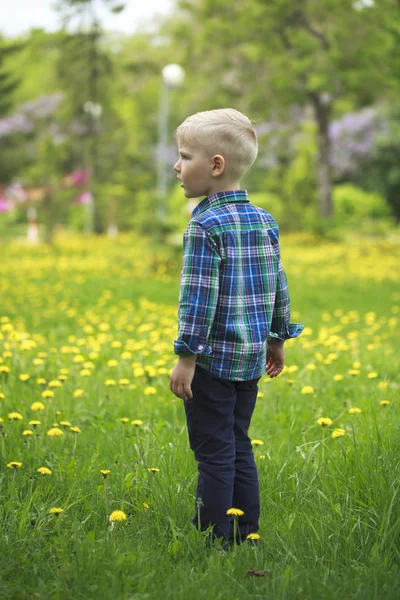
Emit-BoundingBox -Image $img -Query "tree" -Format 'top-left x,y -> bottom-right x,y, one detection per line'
0,37 -> 23,117
55,0 -> 126,233
0,36 -> 24,184
170,0 -> 399,219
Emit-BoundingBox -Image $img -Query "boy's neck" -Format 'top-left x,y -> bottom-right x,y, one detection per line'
206,182 -> 241,196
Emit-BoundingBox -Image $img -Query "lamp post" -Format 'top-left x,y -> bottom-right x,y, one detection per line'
83,100 -> 102,234
156,64 -> 185,223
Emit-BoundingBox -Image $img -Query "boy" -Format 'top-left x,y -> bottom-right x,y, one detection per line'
169,108 -> 303,542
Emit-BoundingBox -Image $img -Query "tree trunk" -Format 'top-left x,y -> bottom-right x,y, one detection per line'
310,92 -> 333,219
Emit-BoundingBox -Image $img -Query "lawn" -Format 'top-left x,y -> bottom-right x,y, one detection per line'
0,232 -> 399,600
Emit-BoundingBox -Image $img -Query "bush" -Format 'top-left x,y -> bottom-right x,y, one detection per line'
333,184 -> 391,221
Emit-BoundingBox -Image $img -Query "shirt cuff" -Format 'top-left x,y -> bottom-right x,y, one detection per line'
174,332 -> 213,356
268,322 -> 304,344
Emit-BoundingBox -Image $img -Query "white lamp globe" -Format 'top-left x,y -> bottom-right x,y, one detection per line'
161,64 -> 185,88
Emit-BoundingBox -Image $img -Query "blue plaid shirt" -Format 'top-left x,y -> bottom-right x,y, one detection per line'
174,190 -> 304,380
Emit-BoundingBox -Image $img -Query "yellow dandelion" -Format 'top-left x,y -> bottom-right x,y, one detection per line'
100,470 -> 110,478
42,390 -> 54,399
0,366 -> 11,373
131,419 -> 143,426
251,439 -> 264,446
287,365 -> 299,373
49,507 -> 63,516
121,351 -> 132,360
60,421 -> 72,427
301,386 -> 314,395
287,379 -> 295,385
120,417 -> 129,424
246,533 -> 261,541
333,374 -> 344,381
380,400 -> 390,407
55,411 -> 62,417
79,369 -> 91,377
33,358 -> 44,366
23,429 -> 34,436
332,428 -> 345,439
36,378 -> 47,385
107,360 -> 118,367
105,379 -> 116,386
58,375 -> 68,381
47,427 -> 64,437
0,392 -> 5,399
144,386 -> 157,395
19,373 -> 30,381
257,391 -> 264,398
73,389 -> 84,398
48,380 -> 62,388
258,455 -> 267,460
348,370 -> 360,376
148,468 -> 160,473
29,420 -> 41,427
317,417 -> 333,427
8,412 -> 23,420
143,502 -> 149,511
7,461 -> 22,469
109,510 -> 127,522
119,378 -> 130,385
38,467 -> 52,476
226,508 -> 245,517
144,366 -> 157,378
378,382 -> 389,391
348,407 -> 362,414
73,355 -> 85,364
368,372 -> 378,379
31,402 -> 45,411
70,426 -> 81,434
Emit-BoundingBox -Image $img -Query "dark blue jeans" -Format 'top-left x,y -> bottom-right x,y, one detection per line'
184,364 -> 260,540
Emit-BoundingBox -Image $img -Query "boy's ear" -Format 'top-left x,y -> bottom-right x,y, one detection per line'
212,154 -> 225,177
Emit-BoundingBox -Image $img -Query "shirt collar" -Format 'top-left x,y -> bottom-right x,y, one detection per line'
192,190 -> 249,217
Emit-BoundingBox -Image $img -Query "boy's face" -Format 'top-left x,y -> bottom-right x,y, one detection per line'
173,142 -> 214,199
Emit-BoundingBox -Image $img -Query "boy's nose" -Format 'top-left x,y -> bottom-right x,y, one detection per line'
173,160 -> 180,172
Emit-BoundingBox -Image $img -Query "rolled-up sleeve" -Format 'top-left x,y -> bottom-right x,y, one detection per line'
174,221 -> 221,356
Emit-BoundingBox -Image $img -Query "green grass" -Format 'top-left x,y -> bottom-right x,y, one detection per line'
0,233 -> 399,599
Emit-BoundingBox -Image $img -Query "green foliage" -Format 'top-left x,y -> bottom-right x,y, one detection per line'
0,36 -> 23,116
4,30 -> 59,105
333,184 -> 391,222
2,1 -> 400,234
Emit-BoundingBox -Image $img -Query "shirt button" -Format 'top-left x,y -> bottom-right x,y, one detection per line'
198,345 -> 204,351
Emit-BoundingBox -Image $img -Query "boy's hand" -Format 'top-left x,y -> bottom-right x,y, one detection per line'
170,355 -> 196,401
266,342 -> 285,378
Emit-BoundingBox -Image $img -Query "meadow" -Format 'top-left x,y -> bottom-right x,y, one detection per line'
0,232 -> 399,600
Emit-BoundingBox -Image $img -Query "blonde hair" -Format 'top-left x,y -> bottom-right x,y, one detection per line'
176,108 -> 258,179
